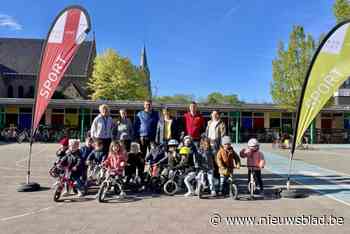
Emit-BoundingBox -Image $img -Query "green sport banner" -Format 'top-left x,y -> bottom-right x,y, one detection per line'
291,20 -> 350,155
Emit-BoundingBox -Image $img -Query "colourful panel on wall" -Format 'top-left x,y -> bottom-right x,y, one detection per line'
270,112 -> 281,118
19,113 -> 32,130
253,117 -> 264,129
5,106 -> 19,114
242,117 -> 252,129
321,119 -> 332,129
65,113 -> 79,126
52,114 -> 64,126
344,119 -> 350,129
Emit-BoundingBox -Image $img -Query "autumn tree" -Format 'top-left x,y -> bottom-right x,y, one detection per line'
88,49 -> 149,100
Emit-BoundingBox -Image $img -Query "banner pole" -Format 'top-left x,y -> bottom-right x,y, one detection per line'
26,140 -> 33,184
286,151 -> 294,191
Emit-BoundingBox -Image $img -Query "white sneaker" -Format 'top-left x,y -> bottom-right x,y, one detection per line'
77,191 -> 84,197
194,189 -> 200,196
184,191 -> 194,197
211,191 -> 217,197
119,191 -> 126,199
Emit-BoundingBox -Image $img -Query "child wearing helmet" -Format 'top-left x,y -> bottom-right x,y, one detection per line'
216,136 -> 241,196
56,137 -> 69,158
177,143 -> 198,197
52,137 -> 69,173
240,138 -> 265,193
167,139 -> 181,171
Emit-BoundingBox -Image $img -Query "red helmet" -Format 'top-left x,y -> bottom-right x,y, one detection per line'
59,137 -> 69,147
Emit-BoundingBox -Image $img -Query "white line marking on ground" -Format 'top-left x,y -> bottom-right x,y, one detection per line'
291,177 -> 350,208
15,145 -> 50,169
0,204 -> 63,222
264,165 -> 350,208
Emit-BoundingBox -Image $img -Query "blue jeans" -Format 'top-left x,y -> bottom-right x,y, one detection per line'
71,173 -> 84,191
196,170 -> 214,192
219,175 -> 229,193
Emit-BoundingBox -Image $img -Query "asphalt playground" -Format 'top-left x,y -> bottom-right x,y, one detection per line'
0,142 -> 350,234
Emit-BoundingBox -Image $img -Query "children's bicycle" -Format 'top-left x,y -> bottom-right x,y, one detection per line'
242,165 -> 261,200
97,168 -> 125,203
145,162 -> 167,193
87,162 -> 106,185
163,168 -> 184,196
52,167 -> 79,202
124,167 -> 144,193
227,172 -> 239,200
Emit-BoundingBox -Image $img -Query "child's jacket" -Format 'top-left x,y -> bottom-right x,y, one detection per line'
216,147 -> 240,176
87,149 -> 106,164
104,151 -> 128,175
239,149 -> 265,169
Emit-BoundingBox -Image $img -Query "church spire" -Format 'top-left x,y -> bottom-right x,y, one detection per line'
140,45 -> 148,69
140,45 -> 152,99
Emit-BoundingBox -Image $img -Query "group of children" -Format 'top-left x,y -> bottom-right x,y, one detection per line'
52,134 -> 266,198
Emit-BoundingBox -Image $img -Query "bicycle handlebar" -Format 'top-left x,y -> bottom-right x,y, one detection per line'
240,165 -> 262,169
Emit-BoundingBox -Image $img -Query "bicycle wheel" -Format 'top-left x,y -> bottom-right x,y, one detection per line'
150,177 -> 161,193
113,182 -> 122,195
198,183 -> 205,199
248,181 -> 255,199
97,182 -> 109,203
163,180 -> 178,196
53,186 -> 62,202
229,183 -> 238,200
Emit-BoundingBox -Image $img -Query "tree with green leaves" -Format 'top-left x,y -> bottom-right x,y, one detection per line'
206,92 -> 241,105
154,94 -> 194,104
334,0 -> 350,23
271,25 -> 315,110
88,49 -> 150,101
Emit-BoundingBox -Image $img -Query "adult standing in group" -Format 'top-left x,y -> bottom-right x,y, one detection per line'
155,107 -> 180,145
113,108 -> 134,152
90,104 -> 113,154
205,110 -> 226,154
134,100 -> 159,157
183,102 -> 205,147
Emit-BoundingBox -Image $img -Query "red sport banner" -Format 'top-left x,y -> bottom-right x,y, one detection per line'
32,6 -> 91,132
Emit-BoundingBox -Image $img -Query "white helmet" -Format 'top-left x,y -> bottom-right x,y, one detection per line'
247,138 -> 259,148
183,135 -> 192,142
168,139 -> 179,146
